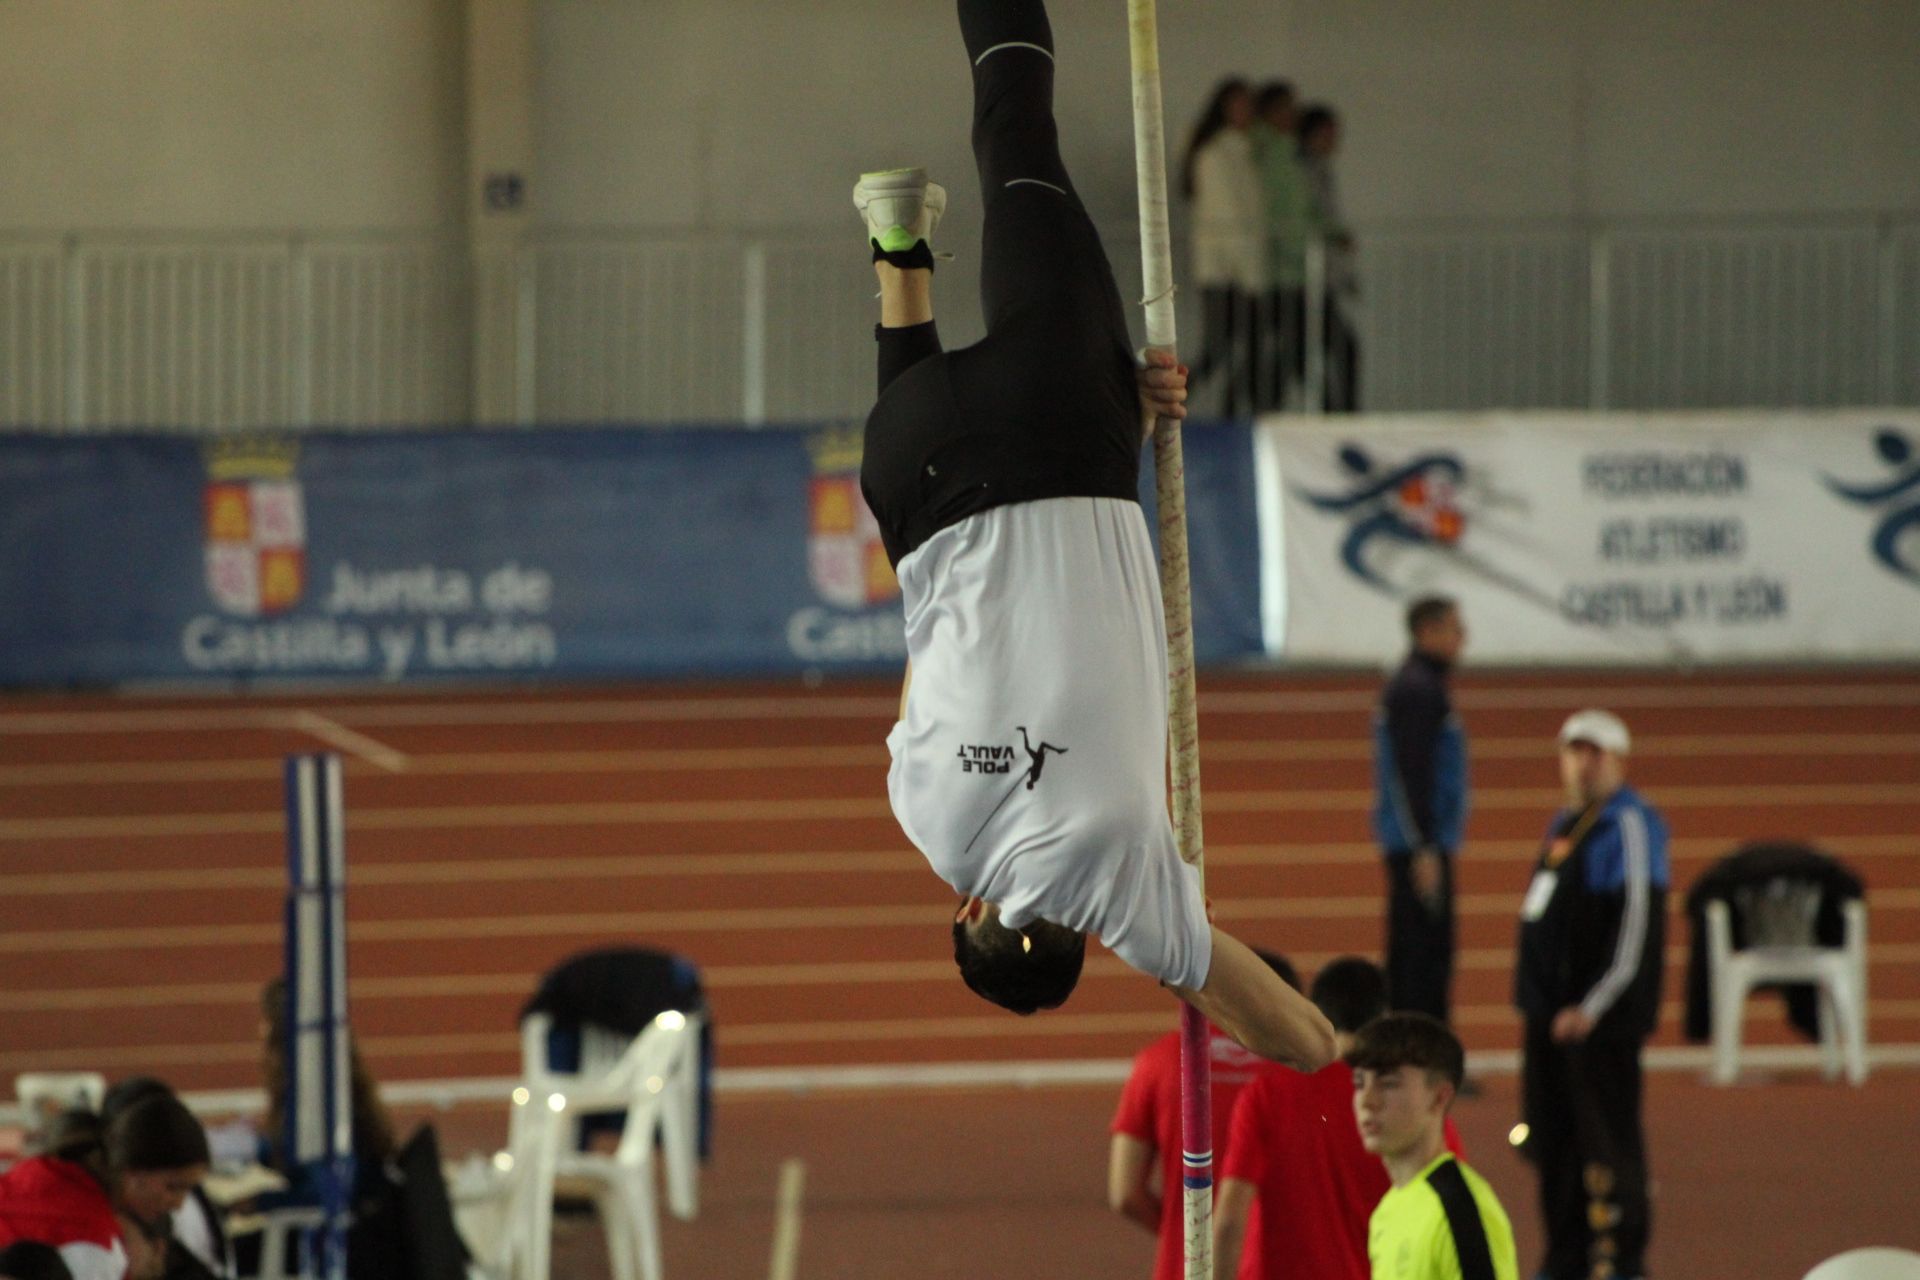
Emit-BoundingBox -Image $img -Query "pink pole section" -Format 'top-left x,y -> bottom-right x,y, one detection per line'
1179,1002 -> 1214,1277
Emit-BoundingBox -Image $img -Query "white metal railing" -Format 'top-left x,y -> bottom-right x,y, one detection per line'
3,214 -> 1916,433
0,233 -> 470,432
1358,226 -> 1592,410
0,240 -> 61,427
1350,215 -> 1920,412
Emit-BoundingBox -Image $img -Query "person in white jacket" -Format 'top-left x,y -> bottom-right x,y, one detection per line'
1182,78 -> 1267,416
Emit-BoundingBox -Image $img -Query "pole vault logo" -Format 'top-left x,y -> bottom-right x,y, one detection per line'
1017,727 -> 1067,790
201,437 -> 306,617
804,427 -> 899,609
1823,426 -> 1920,586
1295,443 -> 1468,591
963,726 -> 1071,854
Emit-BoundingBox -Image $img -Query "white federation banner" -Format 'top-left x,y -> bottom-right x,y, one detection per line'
1258,410 -> 1920,665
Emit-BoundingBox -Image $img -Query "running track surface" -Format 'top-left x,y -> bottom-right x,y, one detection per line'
2,668 -> 1918,1093
450,1069 -> 1920,1280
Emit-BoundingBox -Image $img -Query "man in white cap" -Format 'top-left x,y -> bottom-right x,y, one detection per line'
1513,709 -> 1669,1280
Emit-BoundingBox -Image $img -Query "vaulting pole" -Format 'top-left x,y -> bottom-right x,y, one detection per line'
1127,5 -> 1211,1277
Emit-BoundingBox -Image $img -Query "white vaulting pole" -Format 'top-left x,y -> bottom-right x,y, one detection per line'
1127,5 -> 1212,1280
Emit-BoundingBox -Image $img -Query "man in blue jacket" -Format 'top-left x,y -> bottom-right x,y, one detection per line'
1514,709 -> 1670,1280
1373,595 -> 1469,1024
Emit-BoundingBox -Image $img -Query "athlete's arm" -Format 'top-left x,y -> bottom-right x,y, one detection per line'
1172,927 -> 1337,1070
898,660 -> 912,722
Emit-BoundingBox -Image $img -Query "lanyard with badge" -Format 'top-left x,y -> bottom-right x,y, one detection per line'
1520,802 -> 1603,922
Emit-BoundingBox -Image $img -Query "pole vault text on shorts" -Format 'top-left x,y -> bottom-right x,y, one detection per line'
955,729 -> 1068,788
956,744 -> 1019,774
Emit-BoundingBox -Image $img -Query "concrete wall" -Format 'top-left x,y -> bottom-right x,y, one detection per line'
2,0 -> 1915,232
534,0 -> 1920,230
0,0 -> 465,231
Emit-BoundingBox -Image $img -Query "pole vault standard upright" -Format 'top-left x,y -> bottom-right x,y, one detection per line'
284,753 -> 353,1280
1126,4 -> 1212,1278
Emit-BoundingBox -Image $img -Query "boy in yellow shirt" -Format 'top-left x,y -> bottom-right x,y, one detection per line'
1351,1014 -> 1519,1280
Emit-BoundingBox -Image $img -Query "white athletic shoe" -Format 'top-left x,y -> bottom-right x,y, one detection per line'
853,167 -> 949,257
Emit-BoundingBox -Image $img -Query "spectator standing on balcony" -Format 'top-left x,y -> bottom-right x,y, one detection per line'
1374,596 -> 1469,1028
1182,78 -> 1266,416
1253,81 -> 1313,412
1299,104 -> 1360,412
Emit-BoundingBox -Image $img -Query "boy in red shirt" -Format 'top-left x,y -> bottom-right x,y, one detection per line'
1109,951 -> 1300,1280
1215,958 -> 1463,1280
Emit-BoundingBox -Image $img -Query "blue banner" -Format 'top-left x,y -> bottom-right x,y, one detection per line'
1140,422 -> 1265,663
0,423 -> 1261,686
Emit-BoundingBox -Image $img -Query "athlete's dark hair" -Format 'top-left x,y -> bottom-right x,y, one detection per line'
952,913 -> 1086,1015
1309,956 -> 1388,1033
1345,1012 -> 1464,1091
0,1240 -> 76,1280
1406,594 -> 1458,639
1253,947 -> 1302,992
1182,77 -> 1254,199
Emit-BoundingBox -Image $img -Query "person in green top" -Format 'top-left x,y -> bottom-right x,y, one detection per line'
1351,1013 -> 1520,1280
1251,80 -> 1314,412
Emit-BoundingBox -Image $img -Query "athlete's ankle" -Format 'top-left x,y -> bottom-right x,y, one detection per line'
875,261 -> 935,327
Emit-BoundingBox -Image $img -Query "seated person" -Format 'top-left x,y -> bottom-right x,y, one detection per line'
256,978 -> 398,1200
0,1097 -> 211,1280
254,978 -> 401,1278
100,1081 -> 227,1280
255,978 -> 466,1280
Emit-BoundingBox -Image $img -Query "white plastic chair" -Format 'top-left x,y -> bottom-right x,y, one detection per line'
14,1072 -> 108,1143
450,1097 -> 565,1280
251,1206 -> 327,1280
486,1011 -> 701,1280
1803,1247 -> 1920,1280
1707,882 -> 1867,1086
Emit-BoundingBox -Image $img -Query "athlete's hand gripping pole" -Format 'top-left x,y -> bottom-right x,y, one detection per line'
1128,3 -> 1210,1278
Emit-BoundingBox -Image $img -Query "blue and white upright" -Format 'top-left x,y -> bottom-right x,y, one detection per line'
283,753 -> 354,1280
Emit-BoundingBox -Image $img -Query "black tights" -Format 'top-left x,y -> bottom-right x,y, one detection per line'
861,0 -> 1140,568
